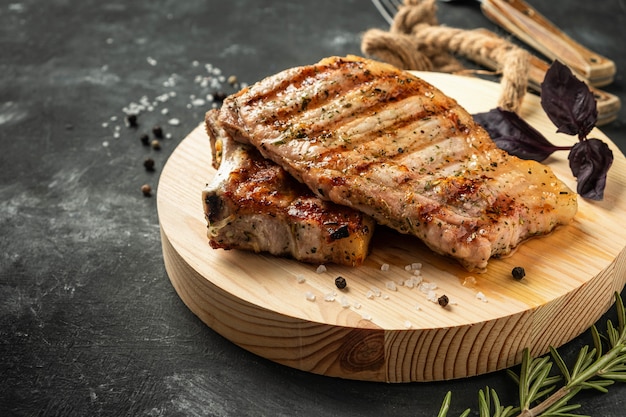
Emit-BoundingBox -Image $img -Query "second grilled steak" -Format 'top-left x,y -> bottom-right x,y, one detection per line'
203,109 -> 375,266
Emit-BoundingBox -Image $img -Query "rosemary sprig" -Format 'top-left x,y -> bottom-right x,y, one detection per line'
438,292 -> 626,417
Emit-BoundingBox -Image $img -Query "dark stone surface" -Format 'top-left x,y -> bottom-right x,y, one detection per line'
1,1 -> 625,416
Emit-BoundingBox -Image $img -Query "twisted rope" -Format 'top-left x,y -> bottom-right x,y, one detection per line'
361,0 -> 530,112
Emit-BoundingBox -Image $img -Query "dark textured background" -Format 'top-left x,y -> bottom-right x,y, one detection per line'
1,1 -> 625,416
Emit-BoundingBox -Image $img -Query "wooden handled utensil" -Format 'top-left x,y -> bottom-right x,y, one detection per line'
370,0 -> 620,123
376,0 -> 616,86
447,0 -> 616,86
469,28 -> 620,125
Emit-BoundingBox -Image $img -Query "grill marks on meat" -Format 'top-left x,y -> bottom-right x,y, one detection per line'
218,55 -> 578,271
203,109 -> 375,266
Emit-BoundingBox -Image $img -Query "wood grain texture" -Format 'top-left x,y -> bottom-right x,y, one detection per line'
157,72 -> 626,382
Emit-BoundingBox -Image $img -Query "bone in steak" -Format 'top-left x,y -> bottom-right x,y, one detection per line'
217,55 -> 578,271
203,109 -> 375,266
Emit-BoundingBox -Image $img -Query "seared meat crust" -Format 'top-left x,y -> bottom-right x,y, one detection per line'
218,55 -> 578,271
203,109 -> 375,266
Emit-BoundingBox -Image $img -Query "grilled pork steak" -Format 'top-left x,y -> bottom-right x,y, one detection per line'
203,109 -> 375,266
218,55 -> 578,271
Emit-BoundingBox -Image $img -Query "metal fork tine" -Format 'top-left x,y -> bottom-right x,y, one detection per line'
371,0 -> 404,25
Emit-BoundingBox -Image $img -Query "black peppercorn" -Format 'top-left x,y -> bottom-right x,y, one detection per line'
438,294 -> 449,307
213,91 -> 227,101
140,133 -> 150,146
152,125 -> 163,139
334,276 -> 347,290
512,266 -> 526,280
125,114 -> 138,128
143,158 -> 155,172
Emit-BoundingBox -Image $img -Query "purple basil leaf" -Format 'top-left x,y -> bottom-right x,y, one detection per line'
541,60 -> 597,139
568,138 -> 613,200
474,108 -> 568,161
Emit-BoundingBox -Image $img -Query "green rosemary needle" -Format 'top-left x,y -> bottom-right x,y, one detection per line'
439,292 -> 626,417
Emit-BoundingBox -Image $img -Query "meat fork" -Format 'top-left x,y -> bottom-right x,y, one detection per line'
370,0 -> 620,125
372,0 -> 616,87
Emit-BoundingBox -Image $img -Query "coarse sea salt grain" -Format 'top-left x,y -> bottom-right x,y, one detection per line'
353,301 -> 362,309
366,290 -> 375,300
340,296 -> 350,308
316,265 -> 327,274
324,293 -> 336,302
419,282 -> 434,294
305,292 -> 316,302
155,93 -> 170,103
295,274 -> 306,283
371,287 -> 381,297
382,294 -> 390,300
167,118 -> 180,126
404,320 -> 412,329
163,74 -> 179,88
476,291 -> 488,302
427,290 -> 438,303
385,281 -> 397,291
406,276 -> 422,288
362,313 -> 372,321
380,263 -> 390,271
206,64 -> 221,75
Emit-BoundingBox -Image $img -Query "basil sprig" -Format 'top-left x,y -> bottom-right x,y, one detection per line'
474,61 -> 613,200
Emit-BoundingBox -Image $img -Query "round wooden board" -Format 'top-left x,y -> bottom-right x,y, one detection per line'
157,72 -> 626,382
